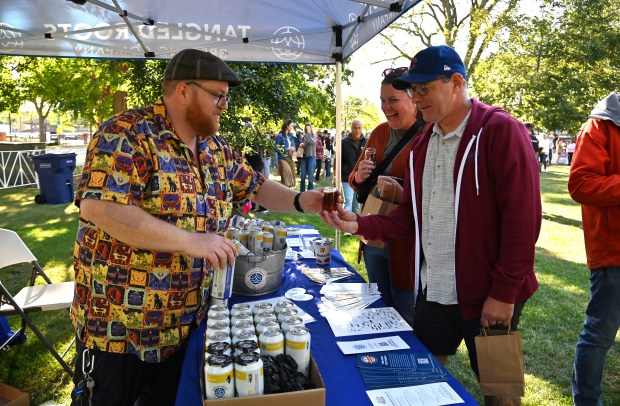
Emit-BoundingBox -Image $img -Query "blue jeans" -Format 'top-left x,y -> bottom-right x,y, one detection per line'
342,182 -> 360,213
325,160 -> 331,178
363,244 -> 415,326
300,157 -> 316,192
573,267 -> 620,406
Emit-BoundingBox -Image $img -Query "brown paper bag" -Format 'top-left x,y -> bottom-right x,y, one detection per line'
359,192 -> 397,248
475,328 -> 525,397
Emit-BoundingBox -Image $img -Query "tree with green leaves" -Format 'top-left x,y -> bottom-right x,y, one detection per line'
472,0 -> 620,134
380,0 -> 520,76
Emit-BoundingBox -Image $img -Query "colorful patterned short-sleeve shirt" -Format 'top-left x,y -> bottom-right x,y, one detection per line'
71,99 -> 264,363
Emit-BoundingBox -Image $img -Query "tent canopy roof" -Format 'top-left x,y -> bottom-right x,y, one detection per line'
1,0 -> 418,63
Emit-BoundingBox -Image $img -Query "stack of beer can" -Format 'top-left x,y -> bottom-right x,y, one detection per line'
204,300 -> 311,400
226,215 -> 288,253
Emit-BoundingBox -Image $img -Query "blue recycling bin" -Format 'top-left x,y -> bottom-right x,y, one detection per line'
31,153 -> 77,204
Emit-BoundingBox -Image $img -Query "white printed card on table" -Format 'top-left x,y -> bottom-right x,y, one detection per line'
324,307 -> 413,337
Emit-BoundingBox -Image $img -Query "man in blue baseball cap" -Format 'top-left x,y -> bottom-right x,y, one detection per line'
320,45 -> 541,406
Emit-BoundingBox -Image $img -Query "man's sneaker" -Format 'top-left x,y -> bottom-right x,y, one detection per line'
253,206 -> 269,213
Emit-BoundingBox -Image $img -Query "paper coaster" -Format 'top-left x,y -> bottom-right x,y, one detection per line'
291,293 -> 313,301
285,288 -> 306,299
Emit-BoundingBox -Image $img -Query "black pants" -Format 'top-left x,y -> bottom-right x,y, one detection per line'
72,338 -> 186,406
315,158 -> 323,180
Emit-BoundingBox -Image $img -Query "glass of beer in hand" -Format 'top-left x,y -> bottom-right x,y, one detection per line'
322,187 -> 338,211
365,147 -> 376,164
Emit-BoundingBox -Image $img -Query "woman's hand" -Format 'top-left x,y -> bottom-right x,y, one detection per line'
355,159 -> 375,182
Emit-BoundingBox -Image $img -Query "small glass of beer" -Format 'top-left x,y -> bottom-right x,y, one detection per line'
365,147 -> 376,164
322,187 -> 338,211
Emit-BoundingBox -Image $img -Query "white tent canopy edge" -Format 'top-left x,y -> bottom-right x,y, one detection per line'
0,0 -> 421,248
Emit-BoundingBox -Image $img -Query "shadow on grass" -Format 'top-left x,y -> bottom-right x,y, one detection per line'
542,213 -> 582,229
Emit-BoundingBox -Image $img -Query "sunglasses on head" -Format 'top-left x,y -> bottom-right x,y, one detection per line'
382,67 -> 408,77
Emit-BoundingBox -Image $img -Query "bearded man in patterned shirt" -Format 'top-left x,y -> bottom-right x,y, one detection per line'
71,49 -> 324,405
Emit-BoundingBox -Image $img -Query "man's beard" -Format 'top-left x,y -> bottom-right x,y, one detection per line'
186,102 -> 219,136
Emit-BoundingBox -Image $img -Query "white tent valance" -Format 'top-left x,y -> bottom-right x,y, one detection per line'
0,0 -> 418,63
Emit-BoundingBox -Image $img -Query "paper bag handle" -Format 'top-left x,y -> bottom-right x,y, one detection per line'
481,325 -> 512,336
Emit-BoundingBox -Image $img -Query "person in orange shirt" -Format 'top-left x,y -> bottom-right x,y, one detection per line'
569,91 -> 620,406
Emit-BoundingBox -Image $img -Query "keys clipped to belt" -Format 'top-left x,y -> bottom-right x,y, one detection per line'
73,349 -> 95,405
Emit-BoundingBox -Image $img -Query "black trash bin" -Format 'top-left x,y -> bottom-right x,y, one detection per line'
31,153 -> 77,204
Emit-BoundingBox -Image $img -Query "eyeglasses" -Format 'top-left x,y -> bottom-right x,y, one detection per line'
185,81 -> 230,108
382,67 -> 408,77
405,76 -> 451,97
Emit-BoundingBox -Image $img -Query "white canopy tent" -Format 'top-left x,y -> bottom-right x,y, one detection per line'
0,0 -> 420,246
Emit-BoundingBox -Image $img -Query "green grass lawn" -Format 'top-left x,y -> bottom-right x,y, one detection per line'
0,166 -> 618,405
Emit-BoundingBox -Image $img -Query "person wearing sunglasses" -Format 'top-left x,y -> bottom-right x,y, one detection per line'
347,67 -> 427,326
321,45 -> 541,406
71,49 -> 325,405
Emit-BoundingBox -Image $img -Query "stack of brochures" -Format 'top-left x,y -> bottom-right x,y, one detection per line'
356,351 -> 449,389
301,266 -> 354,284
318,283 -> 381,312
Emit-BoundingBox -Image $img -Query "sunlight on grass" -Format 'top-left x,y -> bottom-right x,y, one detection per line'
27,227 -> 74,241
524,374 -> 573,406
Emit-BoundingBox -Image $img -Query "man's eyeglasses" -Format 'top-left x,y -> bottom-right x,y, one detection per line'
405,76 -> 451,97
185,81 -> 230,108
382,67 -> 408,77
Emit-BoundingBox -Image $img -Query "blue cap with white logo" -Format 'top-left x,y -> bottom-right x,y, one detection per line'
393,45 -> 467,90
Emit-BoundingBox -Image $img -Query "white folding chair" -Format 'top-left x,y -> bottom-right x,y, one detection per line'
0,228 -> 75,375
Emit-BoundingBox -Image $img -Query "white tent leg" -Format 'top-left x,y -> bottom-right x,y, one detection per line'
335,61 -> 343,250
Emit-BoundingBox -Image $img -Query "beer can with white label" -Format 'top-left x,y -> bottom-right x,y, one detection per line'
205,354 -> 234,399
230,303 -> 251,318
280,316 -> 304,334
239,230 -> 250,248
254,311 -> 277,326
262,232 -> 274,251
248,228 -> 264,252
258,328 -> 284,356
225,226 -> 241,241
206,342 -> 232,357
273,226 -> 287,251
231,320 -> 255,338
232,330 -> 258,347
255,319 -> 280,336
285,326 -> 311,376
231,311 -> 253,325
274,300 -> 294,315
206,331 -> 231,347
211,259 -> 235,303
252,302 -> 274,316
277,308 -> 299,324
234,352 -> 264,397
233,339 -> 260,357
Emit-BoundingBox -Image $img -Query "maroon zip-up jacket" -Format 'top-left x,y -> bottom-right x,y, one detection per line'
357,98 -> 541,319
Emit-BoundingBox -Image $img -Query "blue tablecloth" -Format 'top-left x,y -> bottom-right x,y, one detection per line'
175,240 -> 478,405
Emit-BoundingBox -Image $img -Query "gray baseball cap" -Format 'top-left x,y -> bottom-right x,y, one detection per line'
164,49 -> 243,87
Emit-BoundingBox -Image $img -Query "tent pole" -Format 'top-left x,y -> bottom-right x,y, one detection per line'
335,61 -> 342,250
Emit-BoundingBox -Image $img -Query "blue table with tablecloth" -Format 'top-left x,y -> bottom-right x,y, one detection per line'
175,231 -> 479,405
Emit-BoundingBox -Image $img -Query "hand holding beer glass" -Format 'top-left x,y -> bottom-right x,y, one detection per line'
355,147 -> 376,183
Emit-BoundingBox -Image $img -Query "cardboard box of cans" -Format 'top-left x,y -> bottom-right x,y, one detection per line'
202,355 -> 325,406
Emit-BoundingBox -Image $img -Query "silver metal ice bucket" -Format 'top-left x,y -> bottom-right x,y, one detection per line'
232,246 -> 287,296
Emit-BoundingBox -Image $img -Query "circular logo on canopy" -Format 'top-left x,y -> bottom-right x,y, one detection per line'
0,23 -> 24,52
271,26 -> 305,61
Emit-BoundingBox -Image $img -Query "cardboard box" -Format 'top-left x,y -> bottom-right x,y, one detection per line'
204,356 -> 325,406
0,382 -> 29,406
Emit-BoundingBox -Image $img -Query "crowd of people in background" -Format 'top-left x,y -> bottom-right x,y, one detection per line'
525,124 -> 578,172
